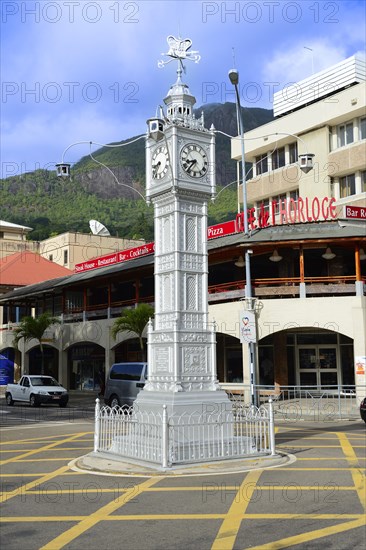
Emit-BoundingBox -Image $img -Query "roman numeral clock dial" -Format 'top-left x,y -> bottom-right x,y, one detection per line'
180,144 -> 208,178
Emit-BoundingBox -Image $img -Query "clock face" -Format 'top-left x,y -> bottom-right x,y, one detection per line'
180,144 -> 208,178
151,145 -> 169,179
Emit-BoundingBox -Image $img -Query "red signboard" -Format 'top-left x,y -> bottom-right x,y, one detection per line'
75,196 -> 340,273
207,220 -> 237,239
343,205 -> 366,220
75,242 -> 155,273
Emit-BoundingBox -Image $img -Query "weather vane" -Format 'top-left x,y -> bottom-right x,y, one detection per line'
158,35 -> 200,71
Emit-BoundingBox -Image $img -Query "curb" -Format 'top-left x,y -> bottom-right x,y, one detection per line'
69,451 -> 294,477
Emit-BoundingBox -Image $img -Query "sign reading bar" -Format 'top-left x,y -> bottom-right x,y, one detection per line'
343,205 -> 366,220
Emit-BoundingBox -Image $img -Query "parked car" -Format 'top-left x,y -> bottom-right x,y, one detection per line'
104,362 -> 147,407
6,375 -> 69,407
360,397 -> 366,423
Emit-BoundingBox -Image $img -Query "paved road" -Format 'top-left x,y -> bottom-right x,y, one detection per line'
1,416 -> 365,549
0,392 -> 97,428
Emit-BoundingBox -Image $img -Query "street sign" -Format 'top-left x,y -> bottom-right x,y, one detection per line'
239,309 -> 257,343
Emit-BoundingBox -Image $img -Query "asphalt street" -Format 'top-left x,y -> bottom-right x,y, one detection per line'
0,410 -> 365,550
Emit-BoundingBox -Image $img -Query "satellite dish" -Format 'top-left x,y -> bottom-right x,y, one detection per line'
89,220 -> 110,236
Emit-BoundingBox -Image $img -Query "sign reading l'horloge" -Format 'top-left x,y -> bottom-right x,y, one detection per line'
75,196 -> 340,273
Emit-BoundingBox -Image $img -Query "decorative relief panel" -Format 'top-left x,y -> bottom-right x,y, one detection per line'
162,275 -> 172,311
186,275 -> 196,310
182,347 -> 207,374
153,346 -> 172,373
157,254 -> 175,272
180,254 -> 203,271
185,216 -> 197,251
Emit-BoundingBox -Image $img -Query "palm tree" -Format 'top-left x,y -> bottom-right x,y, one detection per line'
111,304 -> 154,361
13,312 -> 60,375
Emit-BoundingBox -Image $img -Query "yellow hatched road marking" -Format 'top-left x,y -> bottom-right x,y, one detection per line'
0,465 -> 70,504
211,470 -> 262,550
277,444 -> 365,448
337,432 -> 366,511
2,485 -> 359,496
14,458 -> 78,462
246,517 -> 366,549
0,447 -> 91,453
1,513 -> 364,523
39,476 -> 161,550
0,432 -> 88,504
0,434 -> 93,445
0,432 -> 89,466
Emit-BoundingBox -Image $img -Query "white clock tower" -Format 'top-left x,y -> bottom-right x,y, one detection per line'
136,36 -> 231,416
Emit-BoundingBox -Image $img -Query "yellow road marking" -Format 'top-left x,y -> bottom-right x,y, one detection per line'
40,476 -> 161,550
14,458 -> 79,462
0,465 -> 70,503
0,432 -> 89,466
211,470 -> 262,550
1,485 -> 358,496
0,434 -> 93,445
1,513 -> 364,523
0,447 -> 91,453
337,432 -> 366,511
247,517 -> 366,549
277,444 -> 365,448
0,433 -> 88,503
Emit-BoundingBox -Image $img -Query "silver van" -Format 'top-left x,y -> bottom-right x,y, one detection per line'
104,362 -> 148,407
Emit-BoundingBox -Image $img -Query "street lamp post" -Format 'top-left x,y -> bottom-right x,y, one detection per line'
228,69 -> 257,406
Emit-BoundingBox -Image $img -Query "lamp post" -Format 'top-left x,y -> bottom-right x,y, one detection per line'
228,69 -> 257,406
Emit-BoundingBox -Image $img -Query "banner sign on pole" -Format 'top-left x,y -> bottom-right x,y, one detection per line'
239,310 -> 257,343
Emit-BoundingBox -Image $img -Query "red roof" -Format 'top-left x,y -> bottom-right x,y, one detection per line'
0,252 -> 72,286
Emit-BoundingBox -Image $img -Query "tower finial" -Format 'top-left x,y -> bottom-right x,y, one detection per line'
158,35 -> 201,76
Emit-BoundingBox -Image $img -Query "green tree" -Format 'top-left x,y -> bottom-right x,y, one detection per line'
111,304 -> 154,361
13,313 -> 61,375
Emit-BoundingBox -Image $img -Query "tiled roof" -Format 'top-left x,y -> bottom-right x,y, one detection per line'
0,252 -> 72,286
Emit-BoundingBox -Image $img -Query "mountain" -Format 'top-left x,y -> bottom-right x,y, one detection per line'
0,103 -> 273,241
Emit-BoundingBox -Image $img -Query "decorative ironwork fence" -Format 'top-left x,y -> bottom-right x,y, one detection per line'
94,400 -> 275,468
225,385 -> 364,421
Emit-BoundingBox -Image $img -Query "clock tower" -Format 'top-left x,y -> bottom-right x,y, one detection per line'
136,36 -> 231,417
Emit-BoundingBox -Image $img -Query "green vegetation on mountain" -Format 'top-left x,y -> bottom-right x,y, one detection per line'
0,103 -> 272,241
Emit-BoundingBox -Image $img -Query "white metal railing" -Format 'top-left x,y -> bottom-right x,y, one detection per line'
94,399 -> 275,467
224,384 -> 364,421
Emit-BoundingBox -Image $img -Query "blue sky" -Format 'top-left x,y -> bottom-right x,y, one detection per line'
1,0 -> 365,177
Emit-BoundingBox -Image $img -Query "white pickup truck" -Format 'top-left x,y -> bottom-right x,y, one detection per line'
6,375 -> 69,407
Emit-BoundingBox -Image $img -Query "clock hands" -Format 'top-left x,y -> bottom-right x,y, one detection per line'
184,158 -> 197,172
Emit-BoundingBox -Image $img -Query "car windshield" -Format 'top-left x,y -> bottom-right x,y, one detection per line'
31,377 -> 61,387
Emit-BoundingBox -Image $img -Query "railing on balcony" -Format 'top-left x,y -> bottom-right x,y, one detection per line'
60,275 -> 364,320
208,275 -> 365,302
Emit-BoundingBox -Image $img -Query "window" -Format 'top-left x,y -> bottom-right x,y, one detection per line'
272,147 -> 285,170
289,142 -> 298,164
340,174 -> 356,197
337,122 -> 354,147
362,171 -> 366,193
63,250 -> 68,264
255,153 -> 268,175
360,118 -> 366,140
290,189 -> 299,203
